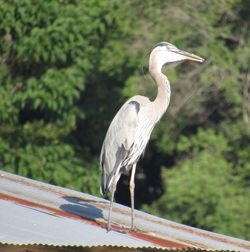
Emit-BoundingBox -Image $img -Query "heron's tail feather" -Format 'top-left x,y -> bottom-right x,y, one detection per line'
100,167 -> 118,195
100,145 -> 126,195
100,171 -> 109,195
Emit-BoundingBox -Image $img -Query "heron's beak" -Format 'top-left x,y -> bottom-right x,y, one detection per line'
176,49 -> 204,63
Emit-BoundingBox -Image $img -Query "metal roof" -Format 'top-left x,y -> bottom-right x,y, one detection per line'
0,170 -> 249,251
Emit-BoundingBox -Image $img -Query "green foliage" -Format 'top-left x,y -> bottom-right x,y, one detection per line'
0,0 -> 133,196
177,128 -> 230,154
0,0 -> 249,240
143,150 -> 250,239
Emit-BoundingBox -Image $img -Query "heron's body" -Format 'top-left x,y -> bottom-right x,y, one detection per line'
101,92 -> 169,194
100,42 -> 204,231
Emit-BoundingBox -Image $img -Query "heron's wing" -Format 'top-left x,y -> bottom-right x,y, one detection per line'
111,100 -> 140,150
100,98 -> 144,194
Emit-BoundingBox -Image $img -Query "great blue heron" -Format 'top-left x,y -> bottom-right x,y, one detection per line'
100,41 -> 204,231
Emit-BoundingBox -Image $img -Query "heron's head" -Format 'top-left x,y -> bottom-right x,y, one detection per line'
149,41 -> 204,73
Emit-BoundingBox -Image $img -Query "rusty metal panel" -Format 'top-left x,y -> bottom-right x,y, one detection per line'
0,170 -> 249,251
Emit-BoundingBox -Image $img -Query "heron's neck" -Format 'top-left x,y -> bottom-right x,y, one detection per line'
150,68 -> 171,118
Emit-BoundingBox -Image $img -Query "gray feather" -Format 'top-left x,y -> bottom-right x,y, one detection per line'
100,96 -> 150,195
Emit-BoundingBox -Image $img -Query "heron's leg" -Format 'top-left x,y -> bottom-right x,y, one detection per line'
129,164 -> 137,230
107,182 -> 116,231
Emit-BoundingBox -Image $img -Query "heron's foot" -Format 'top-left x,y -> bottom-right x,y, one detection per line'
130,223 -> 137,231
106,224 -> 111,232
131,226 -> 143,233
106,220 -> 127,232
106,223 -> 131,234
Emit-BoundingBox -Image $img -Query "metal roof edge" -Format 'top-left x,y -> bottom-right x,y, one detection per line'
0,170 -> 249,252
0,242 -> 243,252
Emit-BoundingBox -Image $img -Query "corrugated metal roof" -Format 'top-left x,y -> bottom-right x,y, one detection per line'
0,170 -> 249,251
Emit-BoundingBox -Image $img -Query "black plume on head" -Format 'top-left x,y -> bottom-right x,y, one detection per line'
153,41 -> 178,52
154,42 -> 170,48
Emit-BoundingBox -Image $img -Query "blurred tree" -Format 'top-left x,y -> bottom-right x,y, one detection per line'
0,0 -> 135,194
0,0 -> 249,240
143,129 -> 250,238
